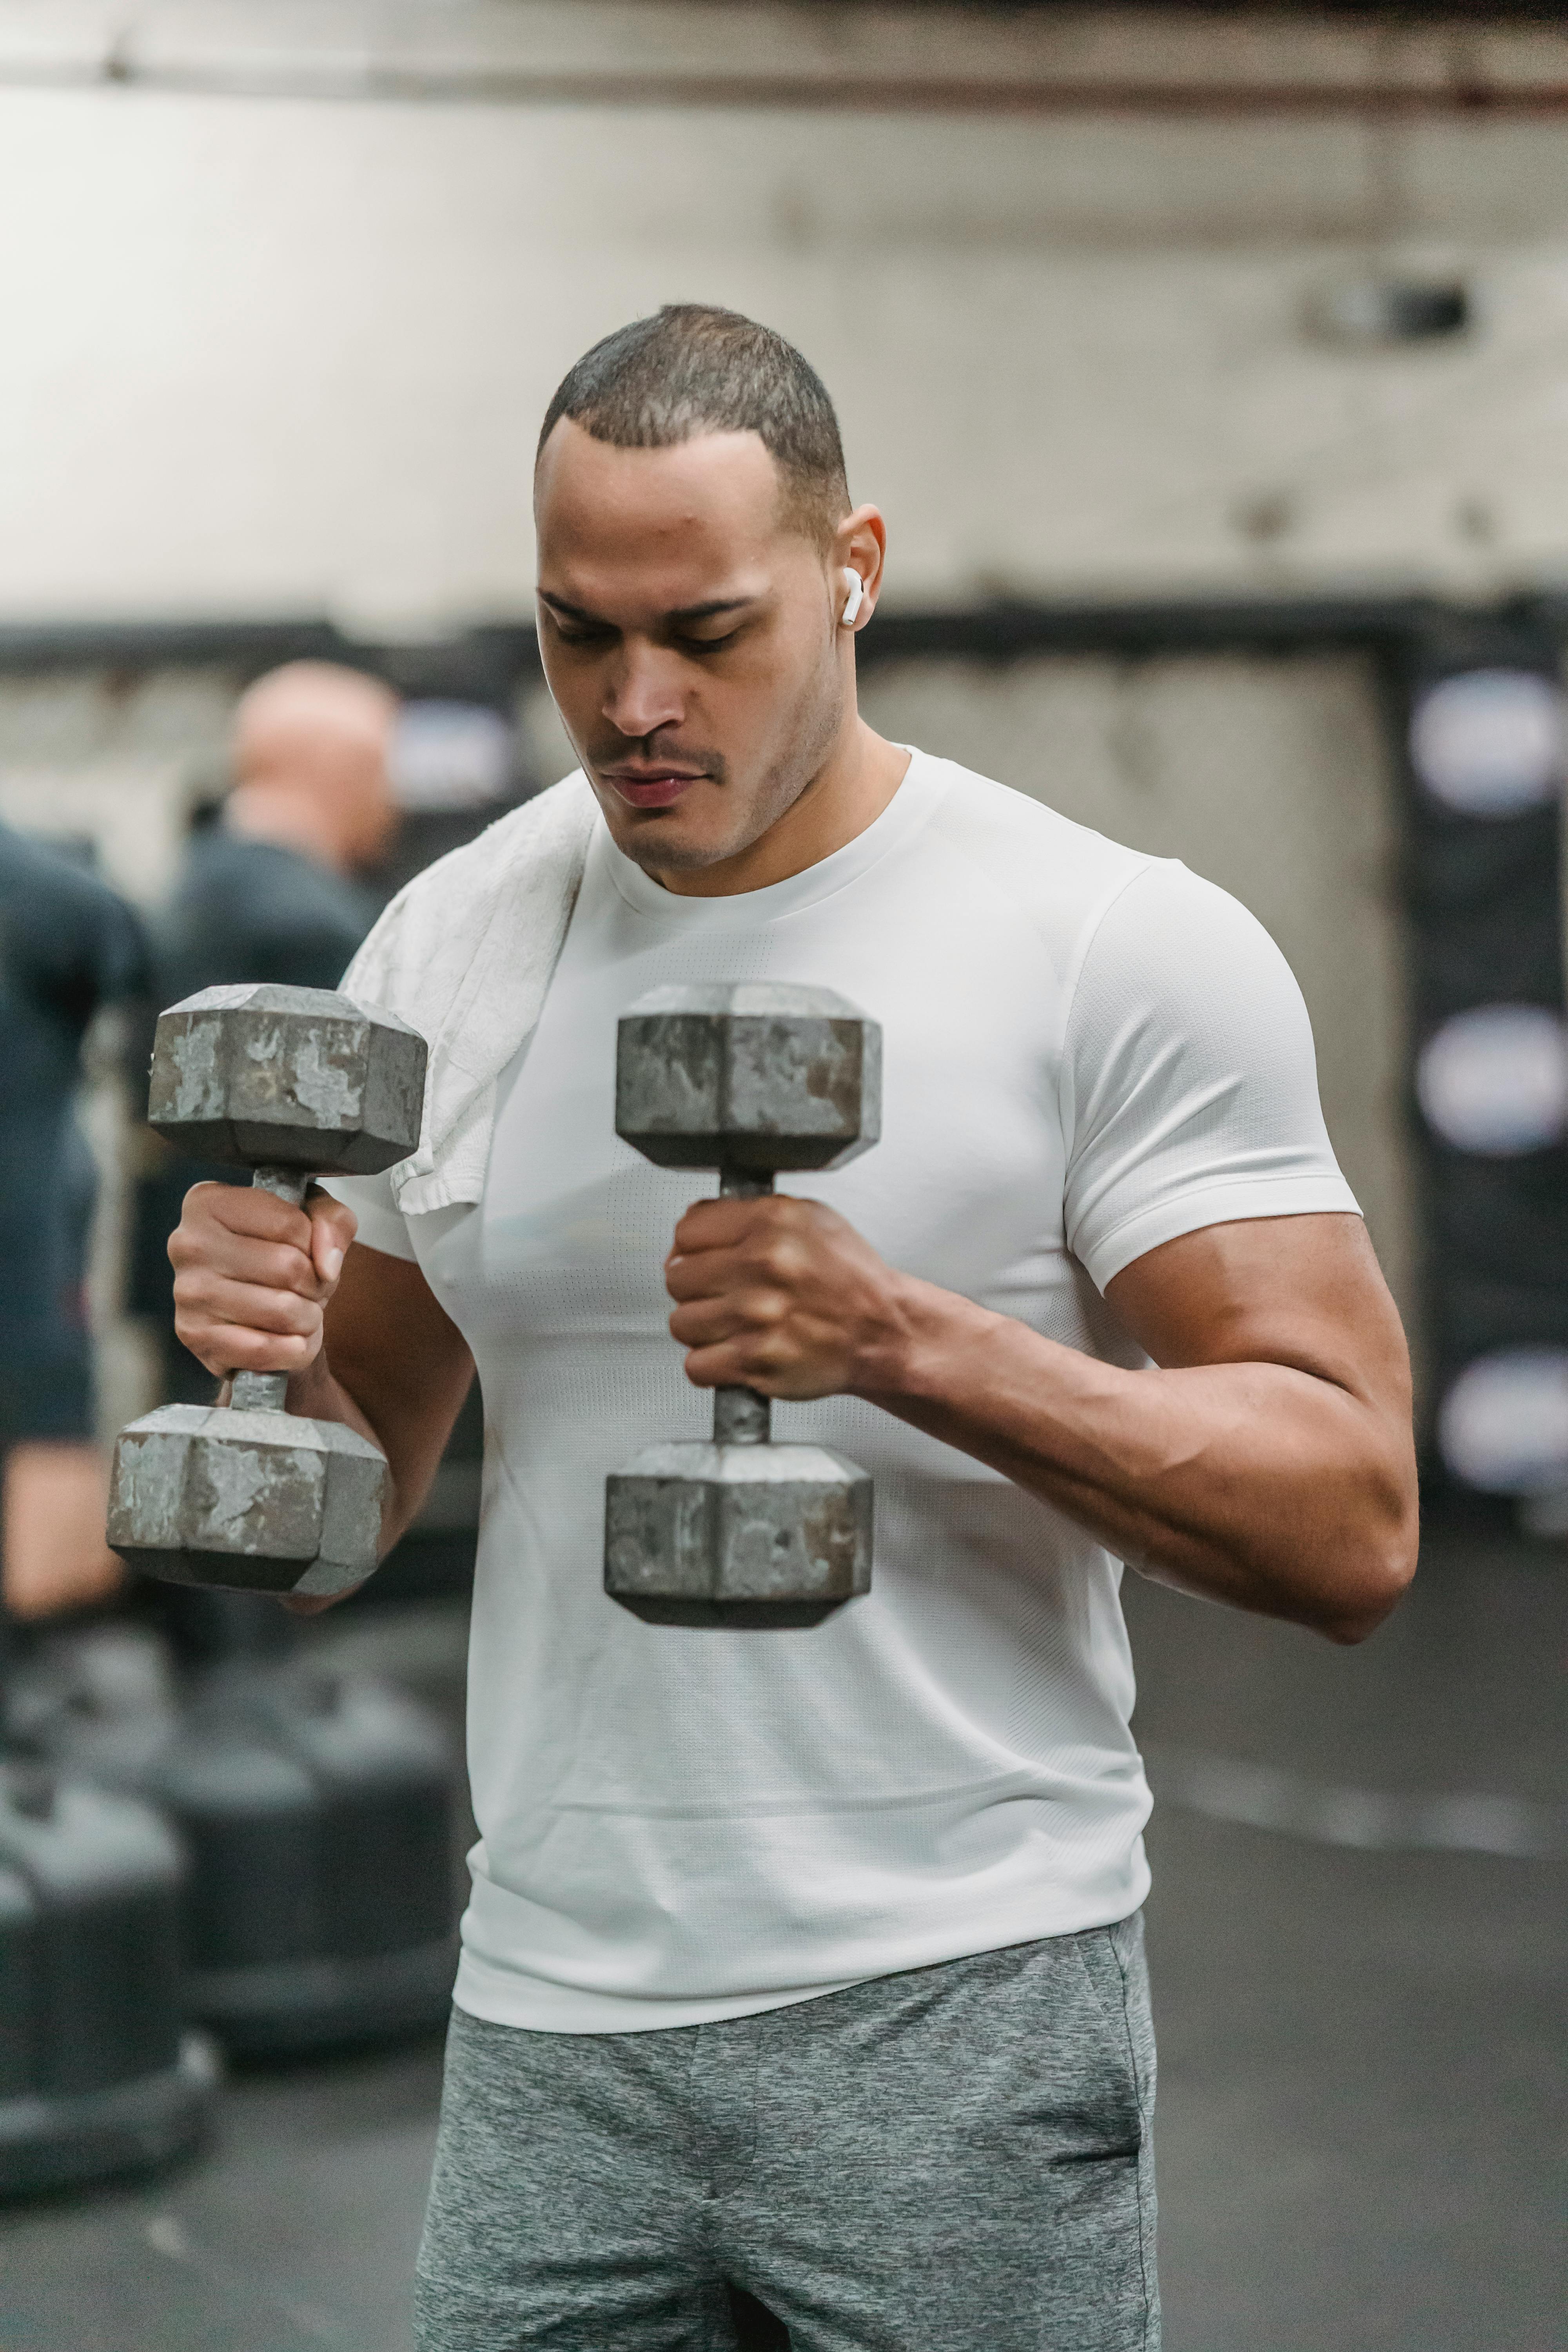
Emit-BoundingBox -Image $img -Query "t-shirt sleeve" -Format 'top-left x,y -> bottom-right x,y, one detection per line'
318,1171 -> 419,1264
1062,860 -> 1361,1294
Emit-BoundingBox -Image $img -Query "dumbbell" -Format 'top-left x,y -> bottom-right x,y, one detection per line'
605,982 -> 880,1629
107,984 -> 427,1598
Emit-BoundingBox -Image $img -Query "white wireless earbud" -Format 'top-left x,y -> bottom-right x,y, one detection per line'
839,568 -> 865,628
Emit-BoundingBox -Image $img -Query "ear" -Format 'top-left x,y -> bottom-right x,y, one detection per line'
832,505 -> 887,635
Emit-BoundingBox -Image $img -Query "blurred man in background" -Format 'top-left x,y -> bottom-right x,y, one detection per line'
135,660 -> 400,1403
0,823 -> 148,1618
160,659 -> 399,1002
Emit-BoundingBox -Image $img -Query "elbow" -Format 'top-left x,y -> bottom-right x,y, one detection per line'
1321,1588 -> 1406,1647
1317,1485 -> 1419,1647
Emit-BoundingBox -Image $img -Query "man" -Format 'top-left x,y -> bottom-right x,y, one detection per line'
0,822 -> 148,1617
168,307 -> 1417,2352
136,659 -> 398,1402
158,657 -> 397,1005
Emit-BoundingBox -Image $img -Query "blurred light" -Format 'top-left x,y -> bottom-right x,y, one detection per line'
390,701 -> 513,811
1409,670 -> 1564,817
1439,1349 -> 1568,1493
1416,1004 -> 1568,1155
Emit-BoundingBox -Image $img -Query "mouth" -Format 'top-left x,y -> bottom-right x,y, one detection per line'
599,768 -> 708,811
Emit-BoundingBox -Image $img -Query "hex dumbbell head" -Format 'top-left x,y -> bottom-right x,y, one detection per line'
107,1404 -> 388,1599
604,1442 -> 873,1629
615,983 -> 880,1174
148,984 -> 426,1175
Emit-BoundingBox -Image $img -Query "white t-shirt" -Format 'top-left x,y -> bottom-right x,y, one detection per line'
328,750 -> 1358,2034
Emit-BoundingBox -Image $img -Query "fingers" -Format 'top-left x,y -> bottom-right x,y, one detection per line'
665,1243 -> 759,1303
669,1193 -> 815,1260
666,1196 -> 822,1295
680,1340 -> 788,1391
171,1182 -> 322,1289
668,1289 -> 786,1348
181,1269 -> 323,1341
182,1320 -> 321,1378
169,1180 -> 350,1381
666,1201 -> 826,1394
662,1192 -> 900,1403
309,1192 -> 358,1287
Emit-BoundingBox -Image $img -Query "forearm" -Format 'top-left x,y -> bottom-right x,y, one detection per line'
221,1354 -> 424,1554
285,1356 -> 417,1545
174,1192 -> 475,1598
286,1336 -> 474,1559
853,1278 -> 1415,1641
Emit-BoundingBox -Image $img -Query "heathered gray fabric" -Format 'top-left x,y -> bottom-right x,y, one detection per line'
414,1916 -> 1158,2352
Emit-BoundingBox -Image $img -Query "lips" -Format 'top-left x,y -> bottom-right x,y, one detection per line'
603,771 -> 705,810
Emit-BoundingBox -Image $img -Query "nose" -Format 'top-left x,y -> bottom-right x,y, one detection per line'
602,641 -> 686,743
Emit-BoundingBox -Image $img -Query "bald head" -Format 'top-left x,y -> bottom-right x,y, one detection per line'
228,662 -> 399,873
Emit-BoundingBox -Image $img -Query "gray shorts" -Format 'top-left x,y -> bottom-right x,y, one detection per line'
414,1914 -> 1158,2352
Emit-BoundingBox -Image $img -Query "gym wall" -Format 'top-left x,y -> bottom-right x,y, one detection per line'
4,9 -> 1568,623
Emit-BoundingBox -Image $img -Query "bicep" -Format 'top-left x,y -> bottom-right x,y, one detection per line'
325,1241 -> 475,1502
1064,864 -> 1354,1294
1105,1212 -> 1411,1415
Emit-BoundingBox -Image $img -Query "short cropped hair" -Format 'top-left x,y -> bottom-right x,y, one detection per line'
537,305 -> 850,547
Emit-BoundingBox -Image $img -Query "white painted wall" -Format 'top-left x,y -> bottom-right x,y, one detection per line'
4,53 -> 1568,622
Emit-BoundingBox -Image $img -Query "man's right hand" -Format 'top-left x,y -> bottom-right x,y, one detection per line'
169,1181 -> 359,1385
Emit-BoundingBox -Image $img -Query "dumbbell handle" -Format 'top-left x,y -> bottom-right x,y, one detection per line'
230,1169 -> 312,1416
713,1167 -> 773,1446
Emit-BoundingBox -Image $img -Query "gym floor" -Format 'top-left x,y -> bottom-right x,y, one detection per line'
1,1532 -> 1562,2352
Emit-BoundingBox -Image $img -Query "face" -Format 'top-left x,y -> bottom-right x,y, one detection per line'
534,421 -> 849,878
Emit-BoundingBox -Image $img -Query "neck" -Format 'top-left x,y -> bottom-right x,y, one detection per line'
650,717 -> 910,899
225,782 -> 351,873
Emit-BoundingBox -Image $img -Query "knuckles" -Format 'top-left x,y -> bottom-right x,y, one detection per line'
167,1221 -> 325,1299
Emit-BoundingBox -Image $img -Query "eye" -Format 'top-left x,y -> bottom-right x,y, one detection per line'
550,618 -> 612,649
677,627 -> 742,656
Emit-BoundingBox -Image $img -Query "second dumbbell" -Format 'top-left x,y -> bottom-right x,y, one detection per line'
605,982 -> 880,1630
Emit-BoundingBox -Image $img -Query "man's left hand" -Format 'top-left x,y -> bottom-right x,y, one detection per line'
664,1194 -> 910,1400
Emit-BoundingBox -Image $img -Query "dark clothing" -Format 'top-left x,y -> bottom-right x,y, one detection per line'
155,827 -> 379,1006
0,825 -> 149,1438
415,1920 -> 1159,2352
133,829 -> 379,1399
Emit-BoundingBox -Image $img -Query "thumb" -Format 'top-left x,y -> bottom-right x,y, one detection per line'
307,1191 -> 359,1288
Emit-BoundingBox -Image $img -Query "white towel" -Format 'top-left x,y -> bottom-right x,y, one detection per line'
342,770 -> 598,1214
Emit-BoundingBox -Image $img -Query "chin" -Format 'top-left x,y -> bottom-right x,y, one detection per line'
623,826 -> 734,875
599,799 -> 735,874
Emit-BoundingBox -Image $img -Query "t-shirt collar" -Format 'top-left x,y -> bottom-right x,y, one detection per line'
599,748 -> 943,924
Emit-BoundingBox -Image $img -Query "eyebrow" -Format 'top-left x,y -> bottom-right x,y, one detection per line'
538,591 -> 757,627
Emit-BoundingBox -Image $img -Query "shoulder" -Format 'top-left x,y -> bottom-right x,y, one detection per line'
0,826 -> 146,986
911,754 -> 1287,991
920,753 -> 1153,894
0,823 -> 119,922
910,751 -> 1161,969
1072,857 -> 1299,1019
1063,859 -> 1319,1122
190,836 -> 363,928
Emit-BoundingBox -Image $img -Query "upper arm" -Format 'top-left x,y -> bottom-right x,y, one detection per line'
1105,1212 -> 1412,1429
1063,862 -> 1359,1295
1058,861 -> 1414,1443
325,1241 -> 475,1518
